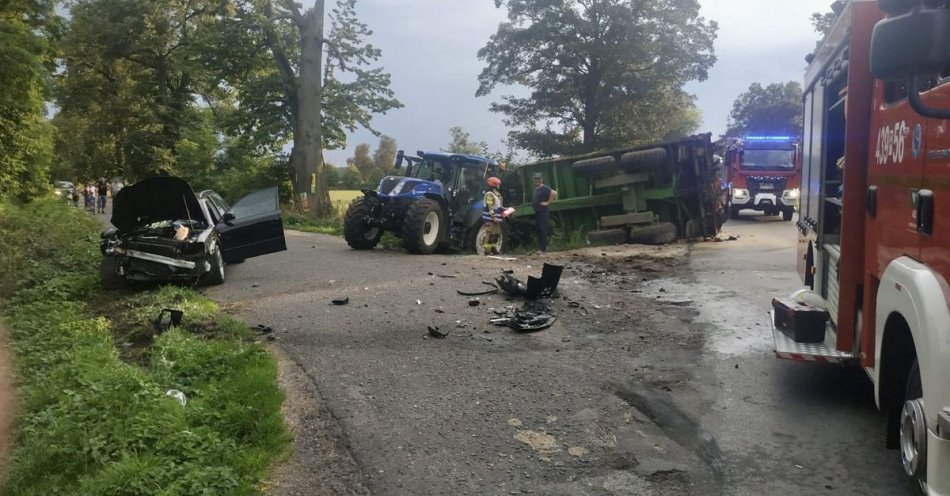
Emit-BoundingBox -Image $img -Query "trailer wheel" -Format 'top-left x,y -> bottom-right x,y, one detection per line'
628,222 -> 677,245
619,148 -> 668,171
344,197 -> 383,250
900,360 -> 928,496
402,199 -> 445,254
572,156 -> 619,175
587,228 -> 629,245
782,208 -> 794,221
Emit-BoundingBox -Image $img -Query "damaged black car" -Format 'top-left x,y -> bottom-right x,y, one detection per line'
100,176 -> 287,287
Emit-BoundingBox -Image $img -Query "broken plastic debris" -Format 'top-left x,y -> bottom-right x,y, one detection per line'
468,298 -> 481,307
153,308 -> 184,332
332,296 -> 349,306
165,389 -> 187,406
427,326 -> 448,338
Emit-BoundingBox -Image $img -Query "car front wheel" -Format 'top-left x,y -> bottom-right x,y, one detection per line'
202,240 -> 225,285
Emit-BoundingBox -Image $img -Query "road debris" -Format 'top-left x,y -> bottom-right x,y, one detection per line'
490,302 -> 557,332
495,264 -> 564,299
427,326 -> 448,338
165,389 -> 187,406
468,298 -> 481,307
332,296 -> 350,306
153,308 -> 183,332
457,281 -> 500,297
250,324 -> 273,334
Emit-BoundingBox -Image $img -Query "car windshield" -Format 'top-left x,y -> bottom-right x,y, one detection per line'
411,159 -> 459,184
741,150 -> 795,170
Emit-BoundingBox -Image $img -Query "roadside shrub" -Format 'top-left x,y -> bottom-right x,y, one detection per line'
0,200 -> 288,495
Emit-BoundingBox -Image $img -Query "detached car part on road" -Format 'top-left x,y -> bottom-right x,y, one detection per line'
100,176 -> 287,287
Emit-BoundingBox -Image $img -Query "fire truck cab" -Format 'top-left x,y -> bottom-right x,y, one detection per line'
724,136 -> 802,221
770,1 -> 950,494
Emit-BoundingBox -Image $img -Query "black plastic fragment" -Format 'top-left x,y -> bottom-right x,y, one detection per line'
427,326 -> 448,338
154,308 -> 184,332
332,296 -> 350,306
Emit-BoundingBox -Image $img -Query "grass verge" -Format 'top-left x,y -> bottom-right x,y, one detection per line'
0,199 -> 289,495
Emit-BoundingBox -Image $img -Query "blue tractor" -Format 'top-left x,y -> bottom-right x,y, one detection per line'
343,150 -> 508,254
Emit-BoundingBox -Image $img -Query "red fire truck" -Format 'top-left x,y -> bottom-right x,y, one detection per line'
723,136 -> 802,221
770,1 -> 950,494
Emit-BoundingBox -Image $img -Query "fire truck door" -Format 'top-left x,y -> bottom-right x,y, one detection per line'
921,89 -> 950,277
868,89 -> 924,275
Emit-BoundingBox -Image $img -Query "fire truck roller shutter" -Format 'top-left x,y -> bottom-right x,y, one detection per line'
875,256 -> 950,495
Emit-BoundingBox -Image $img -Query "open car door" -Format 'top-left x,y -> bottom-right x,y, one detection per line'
217,186 -> 287,263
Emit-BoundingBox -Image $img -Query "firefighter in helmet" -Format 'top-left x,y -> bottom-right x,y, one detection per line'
482,176 -> 505,254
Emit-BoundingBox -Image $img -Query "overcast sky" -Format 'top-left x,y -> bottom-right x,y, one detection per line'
323,0 -> 835,166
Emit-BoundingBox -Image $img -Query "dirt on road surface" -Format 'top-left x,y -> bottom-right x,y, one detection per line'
0,324 -> 14,480
208,231 -> 726,496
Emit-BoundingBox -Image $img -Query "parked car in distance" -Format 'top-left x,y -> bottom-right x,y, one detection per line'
53,181 -> 75,202
100,176 -> 287,287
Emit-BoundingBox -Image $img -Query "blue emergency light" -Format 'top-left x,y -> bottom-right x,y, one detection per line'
743,136 -> 796,141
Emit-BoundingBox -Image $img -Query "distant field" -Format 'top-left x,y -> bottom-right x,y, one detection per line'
329,190 -> 362,209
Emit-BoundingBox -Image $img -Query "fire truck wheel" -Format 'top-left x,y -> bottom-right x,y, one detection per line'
900,359 -> 928,495
782,208 -> 794,221
627,222 -> 677,246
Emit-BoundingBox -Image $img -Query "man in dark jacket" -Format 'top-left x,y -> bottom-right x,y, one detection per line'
532,173 -> 557,254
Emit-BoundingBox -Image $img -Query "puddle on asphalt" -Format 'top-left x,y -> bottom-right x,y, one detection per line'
635,278 -> 773,357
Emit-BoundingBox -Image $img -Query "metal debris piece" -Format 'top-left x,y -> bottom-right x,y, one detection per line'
487,255 -> 517,261
490,302 -> 557,332
332,296 -> 350,306
427,326 -> 448,338
154,308 -> 184,332
457,281 -> 500,297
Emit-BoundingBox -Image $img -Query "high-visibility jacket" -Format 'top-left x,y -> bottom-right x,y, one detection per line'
482,190 -> 504,223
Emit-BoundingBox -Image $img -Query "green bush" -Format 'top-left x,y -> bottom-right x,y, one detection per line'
0,199 -> 289,495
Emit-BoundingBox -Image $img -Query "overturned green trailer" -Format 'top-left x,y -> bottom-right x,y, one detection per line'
512,133 -> 725,244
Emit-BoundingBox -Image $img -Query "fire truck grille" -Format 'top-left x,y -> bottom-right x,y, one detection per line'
747,176 -> 788,195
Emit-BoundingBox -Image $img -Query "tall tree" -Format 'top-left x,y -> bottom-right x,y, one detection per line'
373,135 -> 398,173
351,143 -> 374,181
55,0 -> 228,181
477,0 -> 717,157
726,82 -> 803,138
810,11 -> 836,37
236,0 -> 402,215
0,0 -> 59,200
444,126 -> 489,155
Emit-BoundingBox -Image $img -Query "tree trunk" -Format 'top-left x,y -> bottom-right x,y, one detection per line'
288,1 -> 332,217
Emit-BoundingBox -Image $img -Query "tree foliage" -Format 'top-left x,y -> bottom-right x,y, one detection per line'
373,135 -> 398,172
811,10 -> 836,37
477,0 -> 717,157
726,82 -> 803,138
444,126 -> 489,155
0,0 -> 59,200
351,143 -> 374,181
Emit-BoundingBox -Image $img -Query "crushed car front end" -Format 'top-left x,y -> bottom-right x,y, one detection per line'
100,220 -> 213,283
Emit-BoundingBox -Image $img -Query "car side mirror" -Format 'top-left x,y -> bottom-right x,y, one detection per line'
222,212 -> 236,223
871,6 -> 950,118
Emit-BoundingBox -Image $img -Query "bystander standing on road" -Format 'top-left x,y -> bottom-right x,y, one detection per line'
96,178 -> 109,214
532,173 -> 557,254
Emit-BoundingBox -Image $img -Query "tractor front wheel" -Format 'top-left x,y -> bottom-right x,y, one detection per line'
344,197 -> 383,250
470,222 -> 510,255
402,199 -> 445,254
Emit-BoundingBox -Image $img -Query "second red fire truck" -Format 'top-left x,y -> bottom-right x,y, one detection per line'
723,136 -> 802,221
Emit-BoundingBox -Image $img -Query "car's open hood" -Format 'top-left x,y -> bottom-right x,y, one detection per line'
111,176 -> 204,232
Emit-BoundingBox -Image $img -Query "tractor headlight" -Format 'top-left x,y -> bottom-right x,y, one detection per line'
783,189 -> 800,200
733,188 -> 749,200
390,182 -> 405,197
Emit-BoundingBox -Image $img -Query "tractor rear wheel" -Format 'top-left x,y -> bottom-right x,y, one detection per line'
344,197 -> 383,250
402,199 -> 445,254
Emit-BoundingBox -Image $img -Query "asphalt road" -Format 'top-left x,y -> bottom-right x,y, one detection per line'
680,211 -> 913,495
205,213 -> 916,495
